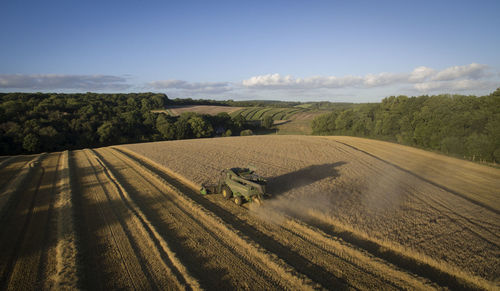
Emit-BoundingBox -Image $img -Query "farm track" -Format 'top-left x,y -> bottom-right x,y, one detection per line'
113,147 -> 433,290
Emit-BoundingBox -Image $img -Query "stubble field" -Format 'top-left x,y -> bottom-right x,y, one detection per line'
0,135 -> 498,290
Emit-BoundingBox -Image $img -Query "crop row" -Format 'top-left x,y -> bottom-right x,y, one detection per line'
231,107 -> 307,120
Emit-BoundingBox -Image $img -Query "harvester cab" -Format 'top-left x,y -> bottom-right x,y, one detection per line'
200,166 -> 268,206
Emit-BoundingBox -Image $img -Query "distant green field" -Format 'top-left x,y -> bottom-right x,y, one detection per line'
230,107 -> 308,120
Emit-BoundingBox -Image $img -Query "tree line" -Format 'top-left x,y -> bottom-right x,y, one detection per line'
0,92 -> 253,155
312,88 -> 500,163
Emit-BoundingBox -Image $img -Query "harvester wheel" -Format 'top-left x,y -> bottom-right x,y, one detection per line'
253,197 -> 262,205
222,185 -> 232,200
234,196 -> 243,206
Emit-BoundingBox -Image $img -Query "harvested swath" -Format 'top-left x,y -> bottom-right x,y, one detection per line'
52,150 -> 79,289
71,149 -> 153,290
304,209 -> 496,290
280,216 -> 432,289
122,135 -> 500,287
90,148 -> 201,290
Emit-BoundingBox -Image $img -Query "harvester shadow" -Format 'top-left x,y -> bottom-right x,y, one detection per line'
266,162 -> 346,197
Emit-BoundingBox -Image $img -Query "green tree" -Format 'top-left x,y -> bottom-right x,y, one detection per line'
156,114 -> 176,140
23,133 -> 41,153
240,129 -> 253,136
175,118 -> 192,139
188,116 -> 214,138
39,126 -> 61,151
335,110 -> 355,134
97,122 -> 119,144
311,111 -> 339,134
466,133 -> 494,161
232,114 -> 246,131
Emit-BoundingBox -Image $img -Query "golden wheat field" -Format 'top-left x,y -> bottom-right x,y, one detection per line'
0,136 -> 498,290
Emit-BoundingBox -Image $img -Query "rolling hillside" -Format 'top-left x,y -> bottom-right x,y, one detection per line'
0,136 -> 498,290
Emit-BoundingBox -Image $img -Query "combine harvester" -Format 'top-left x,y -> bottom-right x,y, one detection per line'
200,166 -> 268,205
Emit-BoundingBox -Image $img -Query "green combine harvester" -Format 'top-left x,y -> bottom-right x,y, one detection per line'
200,166 -> 268,205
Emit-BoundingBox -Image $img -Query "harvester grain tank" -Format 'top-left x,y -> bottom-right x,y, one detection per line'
200,166 -> 268,205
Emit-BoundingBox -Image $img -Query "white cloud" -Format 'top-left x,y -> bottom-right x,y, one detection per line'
146,63 -> 496,101
242,74 -> 365,89
432,63 -> 489,81
243,72 -> 406,89
408,66 -> 436,82
0,74 -> 131,90
241,63 -> 496,93
414,79 -> 494,92
148,79 -> 232,94
363,72 -> 406,87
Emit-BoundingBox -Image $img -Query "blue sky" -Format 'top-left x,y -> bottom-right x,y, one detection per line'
1,0 -> 499,102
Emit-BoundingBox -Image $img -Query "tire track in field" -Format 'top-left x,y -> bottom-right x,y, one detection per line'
35,152 -> 63,289
0,155 -> 42,214
112,147 -> 424,290
0,157 -> 45,289
89,149 -> 200,290
73,150 -> 150,290
53,150 -> 79,289
0,156 -> 17,171
0,153 -> 62,290
84,149 -> 189,290
102,147 -> 316,290
280,217 -> 433,289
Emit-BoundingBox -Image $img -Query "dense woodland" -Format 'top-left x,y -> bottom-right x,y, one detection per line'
312,88 -> 500,163
2,90 -> 499,163
0,92 -> 250,155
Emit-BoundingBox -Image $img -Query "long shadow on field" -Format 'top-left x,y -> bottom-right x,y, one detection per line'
108,169 -> 234,289
0,155 -> 63,290
266,162 -> 346,196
